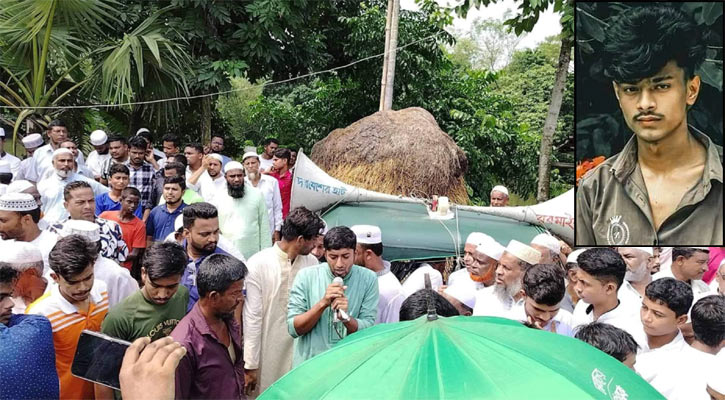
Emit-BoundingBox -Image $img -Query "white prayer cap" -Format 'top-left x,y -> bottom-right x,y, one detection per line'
351,225 -> 382,245
22,133 -> 43,149
52,147 -> 73,159
566,248 -> 586,264
531,233 -> 561,253
444,284 -> 476,309
242,152 -> 259,161
208,153 -> 223,163
0,161 -> 10,174
59,219 -> 101,242
90,130 -> 108,146
0,240 -> 43,265
224,161 -> 244,174
629,247 -> 653,256
0,192 -> 37,211
505,240 -> 541,265
491,185 -> 509,196
136,128 -> 150,135
0,128 -> 4,138
476,239 -> 504,261
175,214 -> 184,232
707,353 -> 725,394
465,232 -> 489,247
6,180 -> 34,194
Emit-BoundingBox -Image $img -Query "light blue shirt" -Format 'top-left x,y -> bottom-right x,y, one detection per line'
38,172 -> 109,223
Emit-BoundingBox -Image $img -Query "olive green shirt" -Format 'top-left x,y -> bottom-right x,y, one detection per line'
576,126 -> 723,245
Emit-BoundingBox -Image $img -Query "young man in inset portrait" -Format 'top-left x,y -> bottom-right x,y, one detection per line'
576,5 -> 723,245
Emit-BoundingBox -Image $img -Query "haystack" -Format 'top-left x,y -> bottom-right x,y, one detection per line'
310,107 -> 469,204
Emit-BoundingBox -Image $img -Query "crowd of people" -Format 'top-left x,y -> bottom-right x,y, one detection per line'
0,121 -> 723,399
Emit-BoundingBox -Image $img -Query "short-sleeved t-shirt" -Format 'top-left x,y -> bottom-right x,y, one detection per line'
101,286 -> 189,342
100,210 -> 147,270
146,203 -> 187,241
95,192 -> 143,219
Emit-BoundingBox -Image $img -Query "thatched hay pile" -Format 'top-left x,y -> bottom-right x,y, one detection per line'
310,107 -> 469,204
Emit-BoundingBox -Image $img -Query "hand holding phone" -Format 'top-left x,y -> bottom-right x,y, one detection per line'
119,336 -> 187,400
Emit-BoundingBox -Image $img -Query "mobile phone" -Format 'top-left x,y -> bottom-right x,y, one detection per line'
71,330 -> 131,390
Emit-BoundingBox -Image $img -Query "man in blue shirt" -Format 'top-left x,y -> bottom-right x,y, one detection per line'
146,176 -> 187,244
0,264 -> 59,399
95,163 -> 143,219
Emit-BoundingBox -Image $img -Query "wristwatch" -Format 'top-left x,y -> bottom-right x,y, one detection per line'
340,314 -> 351,323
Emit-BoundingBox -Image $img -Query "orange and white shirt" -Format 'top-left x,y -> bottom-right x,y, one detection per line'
26,280 -> 109,400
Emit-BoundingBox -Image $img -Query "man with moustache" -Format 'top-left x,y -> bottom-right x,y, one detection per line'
653,247 -> 712,298
28,120 -> 85,183
171,254 -> 247,400
100,136 -> 130,185
0,193 -> 58,273
472,240 -> 541,319
618,247 -> 655,299
243,152 -> 283,242
146,176 -> 187,243
213,161 -> 271,259
576,5 -> 723,245
258,137 -> 279,172
448,232 -> 503,290
197,154 -> 227,204
0,241 -> 47,314
86,130 -> 111,181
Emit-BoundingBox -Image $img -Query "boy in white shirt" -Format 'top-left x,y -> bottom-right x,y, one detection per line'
517,263 -> 573,336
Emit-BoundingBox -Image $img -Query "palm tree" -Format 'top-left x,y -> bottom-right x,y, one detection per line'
0,0 -> 191,151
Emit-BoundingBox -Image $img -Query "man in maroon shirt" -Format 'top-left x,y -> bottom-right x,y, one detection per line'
170,253 -> 247,399
264,148 -> 292,219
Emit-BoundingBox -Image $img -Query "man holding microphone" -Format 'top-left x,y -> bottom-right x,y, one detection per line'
286,226 -> 379,367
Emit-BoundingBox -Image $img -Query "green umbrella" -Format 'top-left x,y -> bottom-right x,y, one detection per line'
261,316 -> 663,399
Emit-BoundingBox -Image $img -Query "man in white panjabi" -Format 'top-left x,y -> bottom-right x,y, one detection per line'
529,233 -> 561,264
243,152 -> 283,242
448,232 -> 503,290
242,207 -> 325,396
618,247 -> 654,299
351,225 -> 405,324
472,240 -> 541,319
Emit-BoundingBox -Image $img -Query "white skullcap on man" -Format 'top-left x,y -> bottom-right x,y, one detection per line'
0,240 -> 43,272
22,133 -> 43,149
444,283 -> 476,309
59,219 -> 101,242
90,130 -> 108,146
633,247 -> 653,256
567,248 -> 586,264
476,238 -> 505,261
224,161 -> 244,174
208,153 -> 223,163
6,180 -> 34,194
136,128 -> 150,135
465,232 -> 489,247
0,161 -> 10,174
0,128 -> 5,138
175,214 -> 184,232
505,240 -> 541,265
491,185 -> 509,196
242,152 -> 259,161
52,147 -> 73,159
351,225 -> 382,245
0,192 -> 37,211
531,233 -> 561,253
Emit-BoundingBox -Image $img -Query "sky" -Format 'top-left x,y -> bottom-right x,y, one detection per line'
400,0 -> 563,50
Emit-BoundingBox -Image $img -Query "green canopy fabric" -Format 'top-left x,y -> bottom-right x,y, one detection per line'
322,201 -> 546,261
261,316 -> 663,400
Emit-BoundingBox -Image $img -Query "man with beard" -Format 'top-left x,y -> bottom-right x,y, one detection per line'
530,233 -> 561,264
472,240 -> 541,319
179,202 -> 229,312
448,232 -> 502,290
197,154 -> 227,204
184,143 -> 210,194
153,159 -> 203,206
0,193 -> 58,273
171,254 -> 247,400
59,140 -> 94,179
618,247 -> 654,299
86,130 -> 110,181
287,226 -> 378,367
654,247 -> 712,299
213,161 -> 271,259
95,242 -> 189,400
146,176 -> 187,243
0,241 -> 47,314
26,235 -> 109,399
28,119 -> 85,183
258,137 -> 279,172
243,207 -> 325,396
490,185 -> 509,207
243,152 -> 282,242
100,136 -> 130,185
38,148 -> 108,223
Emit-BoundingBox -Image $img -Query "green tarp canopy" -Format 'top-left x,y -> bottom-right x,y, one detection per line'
322,201 -> 546,262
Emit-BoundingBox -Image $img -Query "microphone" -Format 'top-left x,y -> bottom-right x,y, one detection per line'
331,277 -> 348,322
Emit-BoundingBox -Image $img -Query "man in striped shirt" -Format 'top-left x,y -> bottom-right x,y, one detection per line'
26,235 -> 110,399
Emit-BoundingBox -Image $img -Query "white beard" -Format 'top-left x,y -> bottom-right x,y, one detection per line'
247,171 -> 259,181
625,262 -> 648,283
56,169 -> 70,179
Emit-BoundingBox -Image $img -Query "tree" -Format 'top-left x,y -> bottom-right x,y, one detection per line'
449,14 -> 525,71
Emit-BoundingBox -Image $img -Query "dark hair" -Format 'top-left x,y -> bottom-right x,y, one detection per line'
575,322 -> 639,362
108,135 -> 127,146
142,242 -> 187,281
359,243 -> 383,257
691,295 -> 725,348
162,134 -> 179,147
17,207 -> 41,224
49,235 -> 99,279
644,278 -> 693,317
164,161 -> 186,177
183,202 -> 218,230
273,148 -> 291,161
47,119 -> 66,130
603,5 -> 706,83
136,129 -> 152,143
63,181 -> 92,201
0,264 -> 19,285
128,135 -> 149,150
197,254 -> 247,297
121,186 -> 140,199
522,264 -> 566,306
109,163 -> 130,177
399,289 -> 459,321
163,175 -> 186,191
280,207 -> 325,241
672,247 -> 710,261
0,173 -> 12,185
211,134 -> 224,142
323,226 -> 356,251
577,248 -> 626,289
263,137 -> 279,146
185,143 -> 203,154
